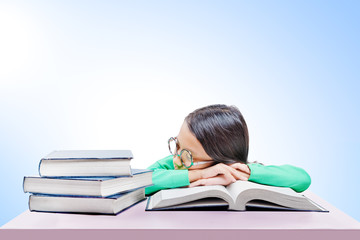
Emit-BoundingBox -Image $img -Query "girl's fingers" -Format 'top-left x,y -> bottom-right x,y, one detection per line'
230,163 -> 251,174
237,172 -> 250,181
212,165 -> 238,184
189,176 -> 234,187
200,163 -> 249,181
189,179 -> 206,187
222,164 -> 249,181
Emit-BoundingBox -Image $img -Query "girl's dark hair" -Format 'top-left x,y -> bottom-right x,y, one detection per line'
185,104 -> 249,164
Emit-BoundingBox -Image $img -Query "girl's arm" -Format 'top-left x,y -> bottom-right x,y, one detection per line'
145,155 -> 190,195
189,163 -> 311,192
247,163 -> 311,192
145,155 -> 248,195
146,155 -> 311,195
145,169 -> 189,195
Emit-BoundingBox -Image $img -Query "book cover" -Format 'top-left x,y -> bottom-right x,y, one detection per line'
29,188 -> 146,215
42,150 -> 133,160
38,150 -> 133,177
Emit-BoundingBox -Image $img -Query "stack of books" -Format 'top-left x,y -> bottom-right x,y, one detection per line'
23,150 -> 153,215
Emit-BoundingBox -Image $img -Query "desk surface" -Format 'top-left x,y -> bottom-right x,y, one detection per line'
1,192 -> 360,240
1,192 -> 360,230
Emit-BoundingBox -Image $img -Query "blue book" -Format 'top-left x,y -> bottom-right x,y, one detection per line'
24,169 -> 153,197
28,188 -> 146,215
38,150 -> 133,177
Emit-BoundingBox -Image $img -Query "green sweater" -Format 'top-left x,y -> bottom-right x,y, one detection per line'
145,155 -> 311,195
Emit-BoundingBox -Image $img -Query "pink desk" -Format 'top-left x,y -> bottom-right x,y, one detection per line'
1,192 -> 360,240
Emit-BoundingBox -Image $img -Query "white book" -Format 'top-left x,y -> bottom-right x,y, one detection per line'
146,181 -> 327,212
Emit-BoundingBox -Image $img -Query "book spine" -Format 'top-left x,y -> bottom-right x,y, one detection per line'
38,158 -> 43,177
22,176 -> 26,193
28,195 -> 32,211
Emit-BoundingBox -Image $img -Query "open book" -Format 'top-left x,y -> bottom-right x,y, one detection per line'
146,181 -> 327,212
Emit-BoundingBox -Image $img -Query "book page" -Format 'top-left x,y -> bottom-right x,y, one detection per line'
225,181 -> 257,208
150,185 -> 234,209
226,181 -> 301,199
225,181 -> 325,211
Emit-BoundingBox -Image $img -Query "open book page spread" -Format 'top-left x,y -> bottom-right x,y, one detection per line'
147,181 -> 327,211
226,181 -> 302,200
150,185 -> 233,209
226,181 -> 323,211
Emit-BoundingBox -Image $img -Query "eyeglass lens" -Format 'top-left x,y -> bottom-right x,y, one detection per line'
180,150 -> 192,167
168,138 -> 178,155
168,138 -> 193,167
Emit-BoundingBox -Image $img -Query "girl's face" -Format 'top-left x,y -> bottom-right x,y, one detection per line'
173,121 -> 214,170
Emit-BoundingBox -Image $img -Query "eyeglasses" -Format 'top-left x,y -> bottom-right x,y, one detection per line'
168,137 -> 213,169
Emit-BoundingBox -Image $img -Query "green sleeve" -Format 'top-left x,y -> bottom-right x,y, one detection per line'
145,155 -> 190,195
247,163 -> 311,192
145,155 -> 311,195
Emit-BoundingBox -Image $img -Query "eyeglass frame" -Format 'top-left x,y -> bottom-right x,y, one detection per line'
168,137 -> 194,168
168,137 -> 214,169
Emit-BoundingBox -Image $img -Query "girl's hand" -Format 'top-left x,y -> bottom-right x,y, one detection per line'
229,162 -> 251,180
190,175 -> 233,187
188,163 -> 251,187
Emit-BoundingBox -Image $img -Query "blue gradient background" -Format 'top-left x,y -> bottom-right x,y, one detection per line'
0,1 -> 359,226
